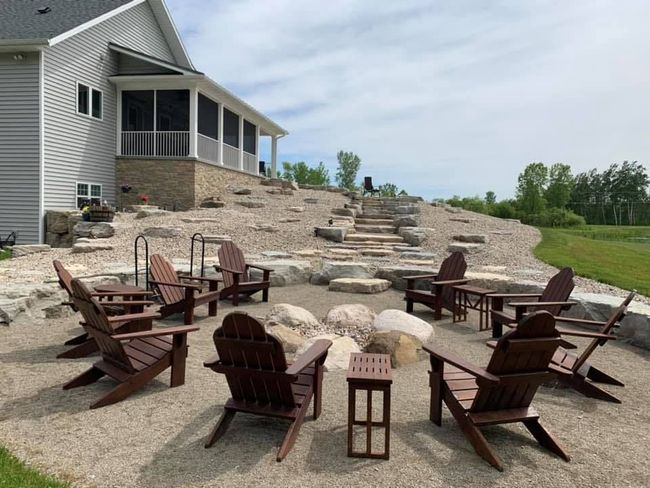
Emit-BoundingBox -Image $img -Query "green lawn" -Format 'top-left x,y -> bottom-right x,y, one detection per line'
0,447 -> 69,488
0,249 -> 10,261
534,225 -> 650,297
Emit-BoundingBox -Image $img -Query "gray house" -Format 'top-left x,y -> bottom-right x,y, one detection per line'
0,0 -> 287,244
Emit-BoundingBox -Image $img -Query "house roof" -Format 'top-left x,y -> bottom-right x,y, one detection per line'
109,42 -> 203,75
0,0 -> 134,41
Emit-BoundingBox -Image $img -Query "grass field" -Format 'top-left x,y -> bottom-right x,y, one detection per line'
0,447 -> 69,488
534,225 -> 650,296
0,249 -> 10,261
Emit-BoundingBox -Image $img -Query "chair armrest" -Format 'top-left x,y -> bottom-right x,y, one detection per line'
92,291 -> 153,297
556,328 -> 618,340
98,300 -> 154,307
149,280 -> 202,290
286,339 -> 332,375
553,316 -> 613,327
107,311 -> 161,323
178,275 -> 222,283
403,273 -> 438,281
247,264 -> 274,272
113,325 -> 199,341
432,279 -> 470,287
509,301 -> 576,308
214,265 -> 243,275
424,344 -> 500,384
487,293 -> 542,299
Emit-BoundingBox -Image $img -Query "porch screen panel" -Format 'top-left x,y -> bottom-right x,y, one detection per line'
223,108 -> 239,148
122,91 -> 154,131
198,94 -> 218,140
156,90 -> 189,131
243,120 -> 256,155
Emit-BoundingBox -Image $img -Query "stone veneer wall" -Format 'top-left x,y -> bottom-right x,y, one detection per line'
193,160 -> 263,206
116,158 -> 264,210
116,159 -> 195,210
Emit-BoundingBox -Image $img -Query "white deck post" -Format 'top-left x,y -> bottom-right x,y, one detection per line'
218,102 -> 224,165
271,135 -> 278,178
189,87 -> 198,158
116,88 -> 122,155
238,114 -> 244,171
255,124 -> 260,174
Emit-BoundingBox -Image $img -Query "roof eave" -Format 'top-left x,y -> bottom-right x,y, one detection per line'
0,39 -> 49,51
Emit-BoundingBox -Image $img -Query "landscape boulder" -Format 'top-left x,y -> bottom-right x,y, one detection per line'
249,223 -> 279,233
364,331 -> 426,367
135,209 -> 171,219
393,215 -> 418,228
331,207 -> 357,218
249,259 -> 313,286
315,226 -> 347,243
453,234 -> 488,244
303,198 -> 319,204
447,242 -> 482,254
143,226 -> 181,238
394,205 -> 420,215
268,324 -> 306,353
237,200 -> 266,209
202,235 -> 232,244
399,227 -> 430,246
375,265 -> 436,291
265,303 -> 321,329
310,261 -> 374,285
232,188 -> 252,195
296,334 -> 361,371
444,207 -> 463,214
328,278 -> 391,294
324,304 -> 376,330
73,221 -> 115,239
11,245 -> 51,258
400,251 -> 435,261
199,197 -> 225,208
373,309 -> 435,344
71,242 -> 114,254
288,206 -> 305,213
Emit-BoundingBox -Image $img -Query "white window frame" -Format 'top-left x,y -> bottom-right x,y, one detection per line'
76,181 -> 103,208
76,81 -> 103,121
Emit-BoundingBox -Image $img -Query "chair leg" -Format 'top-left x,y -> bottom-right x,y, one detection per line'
433,294 -> 443,321
90,381 -> 137,409
205,410 -> 236,448
262,287 -> 269,303
277,403 -> 309,462
63,366 -> 105,390
586,366 -> 624,386
208,298 -> 218,317
492,320 -> 503,339
429,358 -> 443,426
170,334 -> 188,388
313,362 -> 324,419
183,305 -> 194,325
523,419 -> 571,462
232,292 -> 239,307
570,376 -> 621,403
406,298 -> 414,314
57,339 -> 99,359
64,332 -> 89,346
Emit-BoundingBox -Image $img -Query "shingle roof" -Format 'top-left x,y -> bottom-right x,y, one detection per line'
0,0 -> 135,41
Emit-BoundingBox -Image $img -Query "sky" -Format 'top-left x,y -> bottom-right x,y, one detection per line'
167,0 -> 650,200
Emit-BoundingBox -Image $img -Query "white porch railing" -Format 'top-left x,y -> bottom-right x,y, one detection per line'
121,131 -> 190,157
243,151 -> 258,174
197,133 -> 219,164
223,143 -> 239,169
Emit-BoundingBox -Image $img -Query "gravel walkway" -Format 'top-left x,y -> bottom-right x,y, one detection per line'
1,286 -> 649,488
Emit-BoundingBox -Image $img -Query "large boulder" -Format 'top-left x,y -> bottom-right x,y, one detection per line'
11,244 -> 51,258
364,331 -> 426,367
73,221 -> 115,239
324,304 -> 376,330
310,261 -> 374,285
237,200 -> 266,208
393,215 -> 418,228
328,278 -> 391,294
199,197 -> 225,208
447,242 -> 482,254
399,227 -> 430,246
0,283 -> 64,325
373,309 -> 435,343
374,265 -> 436,291
331,207 -> 357,218
143,226 -> 181,238
453,234 -> 488,244
232,188 -> 252,195
394,205 -> 420,215
268,324 -> 306,353
566,292 -> 650,350
265,303 -> 320,329
315,227 -> 347,243
71,242 -> 114,253
249,260 -> 313,286
296,334 -> 361,371
135,209 -> 171,219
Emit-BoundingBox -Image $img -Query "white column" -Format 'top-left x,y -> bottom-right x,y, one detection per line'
189,87 -> 198,158
255,124 -> 260,174
116,88 -> 122,155
271,135 -> 278,178
238,115 -> 244,171
218,102 -> 224,165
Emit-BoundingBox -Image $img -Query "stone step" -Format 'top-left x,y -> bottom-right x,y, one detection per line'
354,224 -> 397,234
355,218 -> 393,226
326,243 -> 395,250
345,233 -> 404,243
357,213 -> 395,220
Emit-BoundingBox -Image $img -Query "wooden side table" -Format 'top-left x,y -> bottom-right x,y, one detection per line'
346,353 -> 392,459
452,284 -> 495,331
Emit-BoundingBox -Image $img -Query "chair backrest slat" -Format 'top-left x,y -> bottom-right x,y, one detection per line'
539,267 -> 575,315
218,241 -> 250,289
437,252 -> 467,307
470,311 -> 560,413
364,177 -> 373,191
150,254 -> 184,305
213,312 -> 294,407
70,279 -> 134,372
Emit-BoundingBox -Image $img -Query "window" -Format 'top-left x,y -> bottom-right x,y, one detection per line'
223,108 -> 239,148
243,120 -> 256,155
122,90 -> 154,131
198,94 -> 219,140
76,182 -> 102,208
77,82 -> 102,120
156,90 -> 189,131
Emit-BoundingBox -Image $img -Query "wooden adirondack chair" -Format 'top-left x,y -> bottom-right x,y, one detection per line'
404,252 -> 468,320
53,260 -> 154,359
550,292 -> 635,403
204,312 -> 332,461
426,311 -> 569,471
215,241 -> 273,306
64,279 -> 198,409
489,267 -> 576,338
148,254 -> 220,325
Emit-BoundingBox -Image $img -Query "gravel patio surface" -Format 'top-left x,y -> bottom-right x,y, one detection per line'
1,285 -> 649,488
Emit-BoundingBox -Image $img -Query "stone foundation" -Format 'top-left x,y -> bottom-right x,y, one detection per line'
116,158 -> 263,210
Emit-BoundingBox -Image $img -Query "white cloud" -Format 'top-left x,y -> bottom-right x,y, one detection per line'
167,0 -> 650,199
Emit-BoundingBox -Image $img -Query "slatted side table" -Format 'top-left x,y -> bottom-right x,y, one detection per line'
347,353 -> 392,459
452,284 -> 495,331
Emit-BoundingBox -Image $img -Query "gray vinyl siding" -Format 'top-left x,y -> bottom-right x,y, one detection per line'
0,52 -> 41,244
43,1 -> 176,210
117,53 -> 177,75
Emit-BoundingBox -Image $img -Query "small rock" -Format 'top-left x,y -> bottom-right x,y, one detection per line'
365,331 -> 426,367
400,251 -> 435,260
288,207 -> 305,213
373,309 -> 435,343
279,218 -> 301,223
261,251 -> 293,259
237,200 -> 266,209
449,217 -> 476,224
202,235 -> 232,244
303,198 -> 319,204
249,223 -> 279,233
143,227 -> 182,238
232,188 -> 252,195
266,188 -> 282,195
329,278 -> 391,294
444,207 -> 463,214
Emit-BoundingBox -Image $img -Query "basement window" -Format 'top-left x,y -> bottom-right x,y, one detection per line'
76,182 -> 102,208
77,82 -> 103,120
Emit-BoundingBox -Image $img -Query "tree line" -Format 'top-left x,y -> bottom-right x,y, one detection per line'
445,160 -> 650,227
278,150 -> 408,197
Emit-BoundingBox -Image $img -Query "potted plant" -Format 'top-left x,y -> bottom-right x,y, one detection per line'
88,201 -> 116,222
